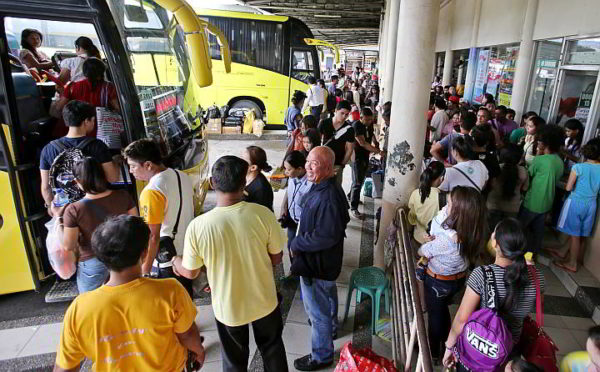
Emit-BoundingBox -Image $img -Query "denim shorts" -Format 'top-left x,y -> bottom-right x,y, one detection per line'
77,257 -> 108,294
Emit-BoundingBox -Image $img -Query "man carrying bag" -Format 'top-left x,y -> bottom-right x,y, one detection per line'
123,139 -> 195,297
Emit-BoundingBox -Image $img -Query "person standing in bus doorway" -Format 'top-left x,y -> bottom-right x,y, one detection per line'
302,76 -> 325,119
123,139 -> 195,298
318,100 -> 355,188
53,215 -> 205,372
39,100 -> 118,217
172,156 -> 288,372
290,146 -> 350,371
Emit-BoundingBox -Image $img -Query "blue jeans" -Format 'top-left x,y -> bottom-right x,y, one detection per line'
300,277 -> 338,363
77,257 -> 108,293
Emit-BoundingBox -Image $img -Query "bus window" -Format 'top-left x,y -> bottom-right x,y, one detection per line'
291,49 -> 315,83
204,16 -> 283,74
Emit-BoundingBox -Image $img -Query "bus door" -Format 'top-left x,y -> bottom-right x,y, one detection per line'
0,22 -> 51,294
288,47 -> 319,111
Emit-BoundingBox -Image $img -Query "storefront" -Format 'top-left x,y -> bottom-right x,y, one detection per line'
467,43 -> 520,105
526,36 -> 600,143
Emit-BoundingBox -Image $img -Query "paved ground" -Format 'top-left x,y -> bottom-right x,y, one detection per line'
0,138 -> 596,371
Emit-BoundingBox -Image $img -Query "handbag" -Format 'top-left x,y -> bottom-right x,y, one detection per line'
518,265 -> 559,372
152,170 -> 183,278
334,342 -> 398,372
96,82 -> 124,150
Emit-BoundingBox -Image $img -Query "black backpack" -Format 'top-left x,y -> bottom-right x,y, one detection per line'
48,137 -> 95,204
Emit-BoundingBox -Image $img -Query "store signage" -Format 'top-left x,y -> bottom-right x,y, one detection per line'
536,59 -> 558,68
473,50 -> 490,103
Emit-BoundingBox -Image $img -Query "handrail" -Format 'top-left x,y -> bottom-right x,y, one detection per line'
389,208 -> 433,372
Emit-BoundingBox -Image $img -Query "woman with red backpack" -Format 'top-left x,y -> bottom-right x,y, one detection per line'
443,218 -> 545,371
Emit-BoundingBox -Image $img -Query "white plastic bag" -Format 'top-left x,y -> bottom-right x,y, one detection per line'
45,217 -> 77,279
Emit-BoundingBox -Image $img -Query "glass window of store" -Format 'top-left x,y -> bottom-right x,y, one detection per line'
472,44 -> 520,105
526,39 -> 563,120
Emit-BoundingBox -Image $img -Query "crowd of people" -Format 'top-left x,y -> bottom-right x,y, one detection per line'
404,79 -> 600,370
36,42 -> 600,370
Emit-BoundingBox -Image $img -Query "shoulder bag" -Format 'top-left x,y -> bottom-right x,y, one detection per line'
517,265 -> 559,372
152,169 -> 183,277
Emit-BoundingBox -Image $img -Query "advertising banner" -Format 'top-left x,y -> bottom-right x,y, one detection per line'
473,50 -> 489,103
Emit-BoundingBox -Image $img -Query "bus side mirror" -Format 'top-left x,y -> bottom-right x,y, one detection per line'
155,0 -> 214,87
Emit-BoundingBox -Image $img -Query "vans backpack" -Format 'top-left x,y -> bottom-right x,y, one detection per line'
454,266 -> 514,371
48,137 -> 95,204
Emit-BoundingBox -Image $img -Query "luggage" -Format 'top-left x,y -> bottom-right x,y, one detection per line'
334,342 -> 398,372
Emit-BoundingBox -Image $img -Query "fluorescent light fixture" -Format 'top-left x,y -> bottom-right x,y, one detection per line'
314,14 -> 342,18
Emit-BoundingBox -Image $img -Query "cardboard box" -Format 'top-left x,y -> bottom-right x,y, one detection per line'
205,118 -> 222,134
222,126 -> 242,134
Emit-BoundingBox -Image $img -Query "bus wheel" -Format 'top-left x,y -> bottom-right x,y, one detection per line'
231,100 -> 263,120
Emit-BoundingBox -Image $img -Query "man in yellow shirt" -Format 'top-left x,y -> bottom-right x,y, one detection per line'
53,215 -> 204,372
172,155 -> 288,371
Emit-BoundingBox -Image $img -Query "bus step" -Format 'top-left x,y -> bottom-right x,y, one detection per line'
45,279 -> 78,303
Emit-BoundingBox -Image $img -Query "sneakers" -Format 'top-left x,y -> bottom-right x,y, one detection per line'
351,209 -> 362,219
294,354 -> 333,371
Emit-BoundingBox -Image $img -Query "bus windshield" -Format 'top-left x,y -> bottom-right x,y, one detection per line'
107,0 -> 197,154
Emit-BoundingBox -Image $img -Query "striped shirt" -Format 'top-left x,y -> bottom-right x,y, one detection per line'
467,264 -> 545,342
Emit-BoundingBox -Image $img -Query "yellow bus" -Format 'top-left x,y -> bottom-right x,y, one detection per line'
0,0 -> 226,298
193,8 -> 327,128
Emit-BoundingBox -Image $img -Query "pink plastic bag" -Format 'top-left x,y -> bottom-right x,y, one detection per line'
334,342 -> 398,372
45,217 -> 77,279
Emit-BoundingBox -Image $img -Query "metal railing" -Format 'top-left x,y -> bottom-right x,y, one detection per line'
389,208 -> 433,372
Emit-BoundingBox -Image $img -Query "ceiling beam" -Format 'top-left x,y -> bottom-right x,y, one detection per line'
256,5 -> 380,15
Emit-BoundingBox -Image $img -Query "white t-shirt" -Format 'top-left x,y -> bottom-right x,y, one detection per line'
60,55 -> 87,82
430,110 -> 449,141
139,168 -> 195,254
440,160 -> 489,192
305,84 -> 325,107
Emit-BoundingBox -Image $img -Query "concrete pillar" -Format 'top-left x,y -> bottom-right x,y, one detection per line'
382,0 -> 401,103
374,0 -> 440,268
510,0 -> 539,117
463,0 -> 482,102
442,49 -> 454,86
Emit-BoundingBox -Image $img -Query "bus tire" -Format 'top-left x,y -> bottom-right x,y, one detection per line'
231,99 -> 263,119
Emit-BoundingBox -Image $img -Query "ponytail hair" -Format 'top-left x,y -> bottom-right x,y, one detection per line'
75,36 -> 101,59
419,161 -> 445,204
246,146 -> 273,172
498,144 -> 523,198
494,218 -> 529,312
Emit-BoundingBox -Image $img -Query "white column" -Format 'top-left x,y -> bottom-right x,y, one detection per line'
436,53 -> 443,77
463,0 -> 482,102
442,49 -> 454,86
510,0 -> 539,117
374,0 -> 441,268
382,0 -> 401,103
